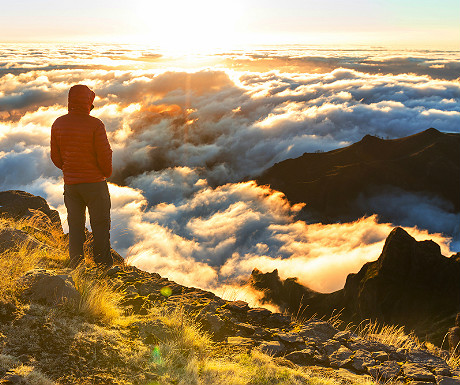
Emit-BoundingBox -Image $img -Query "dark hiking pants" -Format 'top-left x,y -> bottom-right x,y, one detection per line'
64,181 -> 113,268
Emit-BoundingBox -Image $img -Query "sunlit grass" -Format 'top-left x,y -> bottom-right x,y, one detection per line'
0,244 -> 47,304
71,266 -> 127,325
0,354 -> 55,385
351,319 -> 420,350
0,217 -> 68,304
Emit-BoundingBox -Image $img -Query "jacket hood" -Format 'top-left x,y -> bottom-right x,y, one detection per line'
68,85 -> 95,114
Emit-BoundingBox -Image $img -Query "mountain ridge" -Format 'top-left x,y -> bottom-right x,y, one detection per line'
250,226 -> 460,345
257,128 -> 460,223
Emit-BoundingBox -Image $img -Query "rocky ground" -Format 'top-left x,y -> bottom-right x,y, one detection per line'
0,190 -> 460,384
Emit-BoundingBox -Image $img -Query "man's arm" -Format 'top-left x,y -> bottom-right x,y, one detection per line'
50,125 -> 63,169
94,122 -> 113,178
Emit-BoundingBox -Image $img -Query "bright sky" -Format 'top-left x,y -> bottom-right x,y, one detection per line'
2,0 -> 459,49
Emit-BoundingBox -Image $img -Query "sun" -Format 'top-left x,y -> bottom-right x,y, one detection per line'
133,0 -> 244,53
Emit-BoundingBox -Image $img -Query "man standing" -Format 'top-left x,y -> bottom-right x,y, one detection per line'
51,85 -> 113,268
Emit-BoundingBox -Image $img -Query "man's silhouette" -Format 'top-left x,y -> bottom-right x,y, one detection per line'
51,85 -> 113,268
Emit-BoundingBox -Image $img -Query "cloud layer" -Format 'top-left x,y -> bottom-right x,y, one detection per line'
1,44 -> 459,300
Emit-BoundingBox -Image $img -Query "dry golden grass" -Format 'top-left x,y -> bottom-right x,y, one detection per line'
71,266 -> 126,325
351,319 -> 420,350
0,354 -> 56,385
142,304 -> 379,385
0,244 -> 45,304
0,217 -> 68,304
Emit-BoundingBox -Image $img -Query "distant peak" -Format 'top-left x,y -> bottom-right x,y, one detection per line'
424,127 -> 441,134
359,134 -> 384,143
420,127 -> 442,137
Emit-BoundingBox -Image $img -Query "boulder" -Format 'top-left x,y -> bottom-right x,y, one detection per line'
284,346 -> 316,366
351,349 -> 377,373
436,376 -> 460,385
348,337 -> 391,353
402,363 -> 436,382
226,300 -> 249,312
258,341 -> 285,356
21,269 -> 80,306
322,340 -> 341,356
368,361 -> 402,381
275,331 -> 304,344
247,308 -> 271,319
329,346 -> 353,368
0,190 -> 62,232
0,228 -> 44,253
298,321 -> 339,343
409,349 -> 449,370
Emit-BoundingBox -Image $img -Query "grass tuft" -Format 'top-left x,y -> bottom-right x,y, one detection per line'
71,266 -> 125,324
352,319 -> 420,350
0,244 -> 45,304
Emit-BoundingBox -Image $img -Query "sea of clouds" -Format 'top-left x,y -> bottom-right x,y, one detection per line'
1,44 -> 459,301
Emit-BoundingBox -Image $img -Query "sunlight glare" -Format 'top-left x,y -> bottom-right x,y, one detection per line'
133,0 -> 243,53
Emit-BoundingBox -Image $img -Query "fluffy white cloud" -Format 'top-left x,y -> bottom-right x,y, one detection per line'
0,44 -> 458,302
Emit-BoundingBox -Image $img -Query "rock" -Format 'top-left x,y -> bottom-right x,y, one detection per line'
105,265 -> 122,277
202,313 -> 226,335
235,322 -> 257,335
226,300 -> 249,312
267,313 -> 291,326
351,350 -> 377,373
133,319 -> 171,344
275,331 -> 304,344
368,361 -> 402,381
0,228 -> 44,253
0,190 -> 62,232
434,367 -> 452,377
436,376 -> 460,385
247,308 -> 272,318
298,321 -> 339,343
402,363 -> 436,382
21,269 -> 81,306
227,337 -> 253,347
284,347 -> 316,365
258,341 -> 285,356
120,295 -> 150,314
273,357 -> 298,369
329,346 -> 353,368
253,328 -> 271,339
409,350 -> 449,370
408,382 -> 435,385
372,350 -> 390,361
123,285 -> 138,296
322,340 -> 341,356
333,330 -> 351,343
348,337 -> 391,353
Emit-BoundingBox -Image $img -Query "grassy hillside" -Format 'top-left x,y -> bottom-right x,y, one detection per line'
0,213 -> 459,385
0,215 -> 379,385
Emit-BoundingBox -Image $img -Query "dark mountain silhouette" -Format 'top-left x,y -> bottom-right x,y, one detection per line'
250,227 -> 460,344
257,128 -> 460,223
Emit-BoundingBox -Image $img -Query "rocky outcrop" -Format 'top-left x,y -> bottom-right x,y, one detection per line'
249,227 -> 460,344
0,228 -> 46,253
0,190 -> 62,232
343,228 -> 460,329
2,190 -> 460,384
89,264 -> 460,384
20,269 -> 81,306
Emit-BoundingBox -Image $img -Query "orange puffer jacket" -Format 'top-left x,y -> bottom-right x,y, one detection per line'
51,85 -> 112,184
